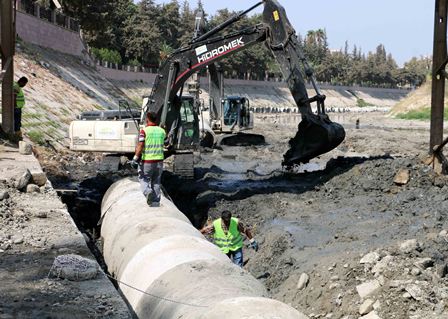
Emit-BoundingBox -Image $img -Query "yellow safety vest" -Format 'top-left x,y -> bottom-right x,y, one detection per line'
14,82 -> 25,109
141,126 -> 166,161
213,217 -> 243,253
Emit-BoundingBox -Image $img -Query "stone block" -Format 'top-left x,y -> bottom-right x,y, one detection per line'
356,280 -> 381,299
19,141 -> 33,155
31,171 -> 47,186
394,169 -> 410,185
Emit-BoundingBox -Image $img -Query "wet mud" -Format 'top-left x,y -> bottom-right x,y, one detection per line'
37,112 -> 448,318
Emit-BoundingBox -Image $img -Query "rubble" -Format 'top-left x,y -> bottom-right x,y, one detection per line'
372,255 -> 394,275
0,142 -> 131,317
404,284 -> 426,301
26,184 -> 40,193
0,191 -> 9,200
393,168 -> 410,185
31,171 -> 48,186
360,252 -> 380,264
359,311 -> 381,319
399,239 -> 420,254
297,273 -> 310,290
14,169 -> 31,190
356,280 -> 381,299
49,254 -> 99,281
359,299 -> 375,315
413,257 -> 433,270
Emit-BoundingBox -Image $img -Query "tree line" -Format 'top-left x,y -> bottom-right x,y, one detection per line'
58,0 -> 431,88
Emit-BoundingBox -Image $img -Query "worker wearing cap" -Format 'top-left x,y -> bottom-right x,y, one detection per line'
200,210 -> 259,267
131,112 -> 166,207
13,76 -> 28,139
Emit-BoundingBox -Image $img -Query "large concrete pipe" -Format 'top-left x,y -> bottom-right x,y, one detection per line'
101,178 -> 308,319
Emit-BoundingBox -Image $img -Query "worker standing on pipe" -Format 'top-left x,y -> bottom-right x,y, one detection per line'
200,211 -> 259,267
131,112 -> 166,207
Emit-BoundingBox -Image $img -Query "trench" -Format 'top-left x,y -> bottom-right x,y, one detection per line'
45,163 -> 212,273
42,152 -> 395,317
45,153 -> 384,262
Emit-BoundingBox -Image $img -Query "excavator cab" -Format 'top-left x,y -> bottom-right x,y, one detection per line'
222,97 -> 252,129
175,95 -> 200,149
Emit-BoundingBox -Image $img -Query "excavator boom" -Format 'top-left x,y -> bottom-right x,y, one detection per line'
146,0 -> 345,166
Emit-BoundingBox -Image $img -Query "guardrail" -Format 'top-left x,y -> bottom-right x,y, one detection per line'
17,0 -> 79,32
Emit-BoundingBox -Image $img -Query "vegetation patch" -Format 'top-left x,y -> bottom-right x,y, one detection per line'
91,48 -> 122,65
27,130 -> 46,145
357,98 -> 373,108
60,108 -> 71,116
22,112 -> 43,120
37,103 -> 50,112
395,107 -> 448,120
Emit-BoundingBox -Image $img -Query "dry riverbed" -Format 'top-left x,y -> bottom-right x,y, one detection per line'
17,112 -> 448,319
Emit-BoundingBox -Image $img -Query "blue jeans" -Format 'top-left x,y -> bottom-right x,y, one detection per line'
138,161 -> 163,204
227,248 -> 243,267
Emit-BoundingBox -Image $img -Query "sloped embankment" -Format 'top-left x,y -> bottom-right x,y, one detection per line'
390,81 -> 433,116
4,43 -> 134,148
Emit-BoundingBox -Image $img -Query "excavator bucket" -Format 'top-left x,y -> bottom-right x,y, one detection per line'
283,114 -> 345,167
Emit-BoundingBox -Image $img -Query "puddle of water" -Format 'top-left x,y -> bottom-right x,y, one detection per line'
291,162 -> 326,173
269,218 -> 333,249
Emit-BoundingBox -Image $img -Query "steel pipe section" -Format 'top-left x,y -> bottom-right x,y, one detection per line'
101,178 -> 308,319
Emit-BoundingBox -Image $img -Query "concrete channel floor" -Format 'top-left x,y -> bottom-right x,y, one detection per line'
0,142 -> 131,318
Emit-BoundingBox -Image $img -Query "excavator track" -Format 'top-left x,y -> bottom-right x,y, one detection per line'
217,133 -> 266,147
283,114 -> 346,167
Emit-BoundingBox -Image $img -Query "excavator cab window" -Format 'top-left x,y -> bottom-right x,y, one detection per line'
223,97 -> 250,127
223,99 -> 241,126
240,98 -> 249,127
177,96 -> 200,147
180,98 -> 195,126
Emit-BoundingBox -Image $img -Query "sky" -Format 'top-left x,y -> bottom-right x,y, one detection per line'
156,0 -> 434,66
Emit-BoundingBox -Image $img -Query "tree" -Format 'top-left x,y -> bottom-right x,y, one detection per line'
303,29 -> 329,66
158,1 -> 181,48
123,0 -> 161,65
398,56 -> 431,87
61,0 -> 110,32
178,0 -> 195,45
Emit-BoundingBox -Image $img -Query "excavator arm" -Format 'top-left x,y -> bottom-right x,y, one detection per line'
146,0 -> 345,166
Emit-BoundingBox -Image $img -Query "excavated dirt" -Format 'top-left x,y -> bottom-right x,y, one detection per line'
192,113 -> 448,319
35,111 -> 448,318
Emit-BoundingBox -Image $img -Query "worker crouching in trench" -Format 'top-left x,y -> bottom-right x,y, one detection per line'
200,211 -> 259,267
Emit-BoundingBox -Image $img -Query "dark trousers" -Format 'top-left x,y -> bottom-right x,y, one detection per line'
14,108 -> 22,131
138,161 -> 163,203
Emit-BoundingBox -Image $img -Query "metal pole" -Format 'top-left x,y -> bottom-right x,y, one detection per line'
192,1 -> 263,44
430,0 -> 448,152
160,63 -> 176,127
1,0 -> 16,136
